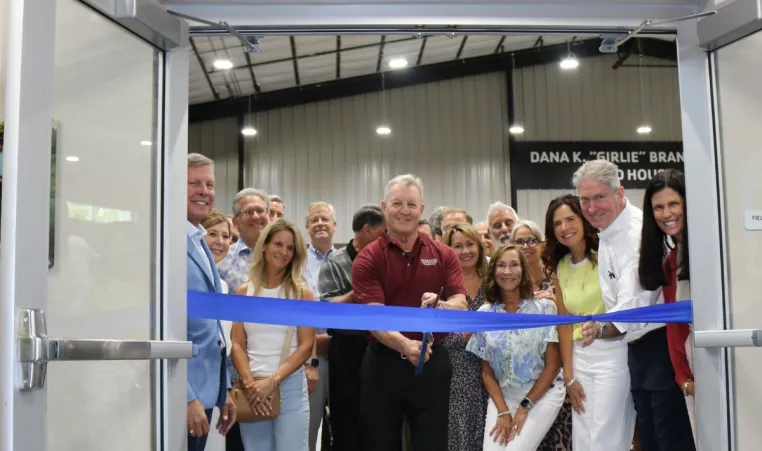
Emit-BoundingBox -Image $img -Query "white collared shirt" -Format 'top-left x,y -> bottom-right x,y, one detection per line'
597,198 -> 664,342
187,220 -> 214,281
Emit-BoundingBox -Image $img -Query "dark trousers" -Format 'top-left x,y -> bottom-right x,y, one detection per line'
628,327 -> 695,451
188,409 -> 214,451
360,342 -> 451,451
328,334 -> 369,451
225,422 -> 245,451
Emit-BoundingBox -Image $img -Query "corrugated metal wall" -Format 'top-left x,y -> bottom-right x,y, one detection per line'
512,54 -> 680,225
243,72 -> 510,241
188,117 -> 240,216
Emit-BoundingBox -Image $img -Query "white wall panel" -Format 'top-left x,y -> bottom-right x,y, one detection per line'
244,72 -> 510,241
512,54 -> 681,226
188,117 -> 240,216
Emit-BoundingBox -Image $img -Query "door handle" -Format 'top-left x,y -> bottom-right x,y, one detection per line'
693,329 -> 762,348
16,308 -> 195,391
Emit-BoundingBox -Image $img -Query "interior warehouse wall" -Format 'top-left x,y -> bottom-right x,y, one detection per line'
188,116 -> 240,216
242,72 -> 510,242
510,54 -> 684,226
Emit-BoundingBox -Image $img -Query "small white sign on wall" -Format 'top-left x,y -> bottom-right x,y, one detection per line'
744,210 -> 762,231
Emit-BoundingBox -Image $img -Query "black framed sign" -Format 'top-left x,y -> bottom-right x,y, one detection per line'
510,141 -> 684,191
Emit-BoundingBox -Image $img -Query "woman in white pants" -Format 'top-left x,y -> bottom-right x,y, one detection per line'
466,244 -> 565,451
541,195 -> 636,450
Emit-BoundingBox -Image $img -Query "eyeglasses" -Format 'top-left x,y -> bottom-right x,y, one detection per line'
238,208 -> 267,218
513,238 -> 542,248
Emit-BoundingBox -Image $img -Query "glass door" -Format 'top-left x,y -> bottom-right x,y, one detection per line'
0,1 -> 190,450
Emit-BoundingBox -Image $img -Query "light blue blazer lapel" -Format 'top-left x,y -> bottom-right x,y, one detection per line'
187,235 -> 215,290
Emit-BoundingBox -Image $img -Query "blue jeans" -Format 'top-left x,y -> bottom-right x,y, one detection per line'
239,368 -> 309,451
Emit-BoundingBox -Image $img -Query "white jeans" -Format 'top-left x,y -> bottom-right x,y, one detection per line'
483,382 -> 565,451
572,339 -> 636,451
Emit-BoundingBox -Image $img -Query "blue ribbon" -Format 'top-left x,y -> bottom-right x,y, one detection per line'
187,290 -> 692,332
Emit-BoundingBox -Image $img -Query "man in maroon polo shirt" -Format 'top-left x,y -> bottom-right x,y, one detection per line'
352,174 -> 467,451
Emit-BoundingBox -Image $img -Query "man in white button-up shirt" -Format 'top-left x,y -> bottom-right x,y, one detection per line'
575,159 -> 695,451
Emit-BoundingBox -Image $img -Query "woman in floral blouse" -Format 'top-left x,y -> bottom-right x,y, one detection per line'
466,244 -> 566,451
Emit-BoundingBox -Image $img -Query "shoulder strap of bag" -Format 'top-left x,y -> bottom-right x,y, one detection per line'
279,326 -> 295,364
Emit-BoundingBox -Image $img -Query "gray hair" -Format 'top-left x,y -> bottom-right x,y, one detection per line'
428,206 -> 448,236
188,153 -> 214,169
486,202 -> 519,223
232,188 -> 270,215
509,219 -> 545,242
385,174 -> 424,202
306,201 -> 336,222
572,159 -> 621,191
269,194 -> 284,205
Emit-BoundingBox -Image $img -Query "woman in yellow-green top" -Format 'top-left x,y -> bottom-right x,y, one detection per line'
541,195 -> 636,451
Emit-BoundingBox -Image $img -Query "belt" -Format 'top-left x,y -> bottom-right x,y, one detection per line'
629,326 -> 666,344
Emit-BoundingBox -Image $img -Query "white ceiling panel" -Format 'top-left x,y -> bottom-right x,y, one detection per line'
247,36 -> 294,62
418,36 -> 462,65
342,35 -> 382,48
340,46 -> 380,79
382,39 -> 424,68
298,55 -> 337,85
460,35 -> 501,59
255,61 -> 298,92
295,35 -> 336,56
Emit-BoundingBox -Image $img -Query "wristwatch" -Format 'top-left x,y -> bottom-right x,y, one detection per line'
598,322 -> 608,339
519,397 -> 534,410
307,358 -> 320,368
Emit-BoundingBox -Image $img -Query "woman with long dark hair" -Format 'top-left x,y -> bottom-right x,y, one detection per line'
638,169 -> 695,440
541,194 -> 635,450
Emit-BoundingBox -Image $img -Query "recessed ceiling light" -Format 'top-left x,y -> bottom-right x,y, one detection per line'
66,156 -> 80,162
388,58 -> 408,69
213,59 -> 234,70
140,141 -> 152,146
509,124 -> 525,135
560,57 -> 579,70
241,127 -> 257,136
376,125 -> 392,135
637,125 -> 653,134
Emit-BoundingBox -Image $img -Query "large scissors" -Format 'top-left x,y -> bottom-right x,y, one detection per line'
415,286 -> 443,376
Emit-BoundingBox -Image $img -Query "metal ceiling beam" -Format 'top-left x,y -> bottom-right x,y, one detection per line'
289,36 -> 300,86
494,36 -> 506,53
190,37 -> 675,123
533,36 -> 544,48
376,35 -> 386,72
416,36 -> 428,65
456,36 -> 468,59
190,37 -> 220,101
336,36 -> 341,79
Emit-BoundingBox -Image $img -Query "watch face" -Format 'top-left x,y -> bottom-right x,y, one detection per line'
520,399 -> 529,407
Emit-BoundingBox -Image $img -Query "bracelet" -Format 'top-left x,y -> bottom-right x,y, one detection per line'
682,380 -> 692,396
497,411 -> 511,418
564,378 -> 577,389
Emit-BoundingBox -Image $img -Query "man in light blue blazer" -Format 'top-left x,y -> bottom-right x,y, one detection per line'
187,153 -> 236,450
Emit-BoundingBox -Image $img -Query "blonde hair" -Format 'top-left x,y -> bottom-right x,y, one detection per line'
444,223 -> 489,278
200,209 -> 229,233
248,219 -> 308,299
305,201 -> 336,223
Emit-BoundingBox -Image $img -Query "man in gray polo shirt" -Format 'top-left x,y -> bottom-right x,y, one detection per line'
317,204 -> 385,451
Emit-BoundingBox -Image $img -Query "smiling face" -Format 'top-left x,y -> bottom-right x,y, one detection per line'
494,248 -> 523,292
511,225 -> 542,264
651,187 -> 685,240
264,229 -> 296,272
488,209 -> 517,243
269,201 -> 285,221
474,222 -> 495,256
307,206 -> 337,243
552,204 -> 585,250
382,183 -> 424,237
235,195 -> 269,247
578,179 -> 625,230
187,165 -> 215,225
203,222 -> 231,263
450,231 -> 480,271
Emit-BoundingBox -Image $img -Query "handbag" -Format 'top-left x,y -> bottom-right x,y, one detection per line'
232,282 -> 296,423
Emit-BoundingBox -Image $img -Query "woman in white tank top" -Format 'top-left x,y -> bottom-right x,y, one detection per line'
230,219 -> 316,451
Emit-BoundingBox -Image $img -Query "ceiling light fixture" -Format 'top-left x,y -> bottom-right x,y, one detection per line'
560,56 -> 579,70
66,156 -> 79,162
509,124 -> 525,135
388,58 -> 408,69
213,59 -> 233,70
376,125 -> 392,135
241,127 -> 257,136
637,125 -> 652,134
140,141 -> 152,146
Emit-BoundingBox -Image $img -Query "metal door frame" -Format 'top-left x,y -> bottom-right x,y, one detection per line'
0,1 -> 189,450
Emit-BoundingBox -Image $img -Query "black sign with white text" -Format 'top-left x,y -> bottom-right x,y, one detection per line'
510,141 -> 684,190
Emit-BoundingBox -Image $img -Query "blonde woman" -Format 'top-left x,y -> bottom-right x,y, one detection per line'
231,219 -> 316,451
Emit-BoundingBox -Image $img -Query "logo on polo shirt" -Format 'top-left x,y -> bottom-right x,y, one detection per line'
421,258 -> 438,266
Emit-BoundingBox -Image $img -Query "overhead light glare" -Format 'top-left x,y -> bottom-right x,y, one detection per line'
388,58 -> 408,69
637,125 -> 652,134
66,156 -> 80,162
213,59 -> 234,70
376,126 -> 392,135
140,141 -> 152,146
241,127 -> 258,136
560,57 -> 579,70
509,124 -> 525,135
